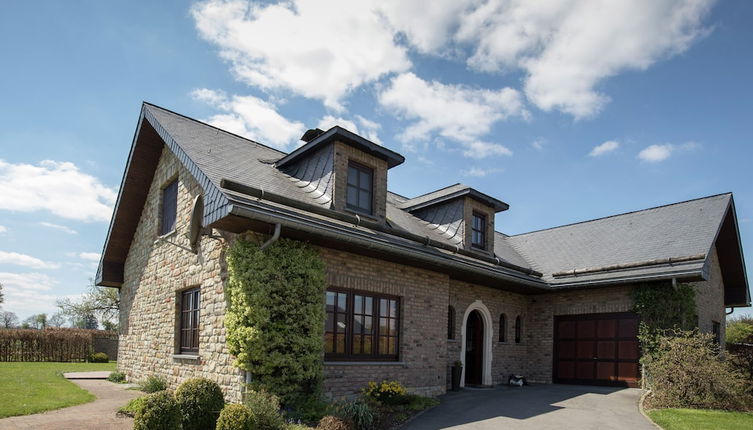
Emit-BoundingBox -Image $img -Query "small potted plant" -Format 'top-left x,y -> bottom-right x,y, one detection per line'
451,360 -> 463,391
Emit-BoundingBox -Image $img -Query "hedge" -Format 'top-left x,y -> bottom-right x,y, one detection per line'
0,327 -> 116,362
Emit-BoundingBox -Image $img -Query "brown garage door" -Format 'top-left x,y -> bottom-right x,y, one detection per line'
553,312 -> 640,387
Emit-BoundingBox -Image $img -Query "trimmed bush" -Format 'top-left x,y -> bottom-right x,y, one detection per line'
88,352 -> 109,363
133,391 -> 180,430
644,330 -> 753,411
139,374 -> 168,393
317,416 -> 350,430
727,316 -> 753,344
216,403 -> 256,430
174,377 -> 225,430
245,388 -> 285,430
107,371 -> 126,383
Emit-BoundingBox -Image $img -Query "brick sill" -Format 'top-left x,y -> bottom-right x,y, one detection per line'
325,361 -> 406,366
172,354 -> 200,361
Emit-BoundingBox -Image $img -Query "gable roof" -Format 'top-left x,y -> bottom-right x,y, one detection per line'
97,103 -> 750,307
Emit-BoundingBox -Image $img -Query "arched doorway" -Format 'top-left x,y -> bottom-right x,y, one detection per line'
465,310 -> 484,385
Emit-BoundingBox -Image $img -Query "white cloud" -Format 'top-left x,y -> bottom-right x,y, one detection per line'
317,115 -> 383,145
379,73 -> 526,156
638,144 -> 674,162
460,167 -> 504,177
0,272 -> 62,318
78,252 -> 101,262
0,159 -> 116,222
191,0 -> 411,110
589,140 -> 620,157
0,251 -> 60,270
192,89 -> 305,149
531,138 -> 546,152
461,141 -> 513,159
0,225 -> 6,234
317,115 -> 359,135
39,222 -> 77,235
456,0 -> 714,118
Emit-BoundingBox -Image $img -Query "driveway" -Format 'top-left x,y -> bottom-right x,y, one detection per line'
405,384 -> 656,430
0,378 -> 139,430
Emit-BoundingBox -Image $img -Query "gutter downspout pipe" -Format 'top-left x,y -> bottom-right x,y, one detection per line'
259,223 -> 282,251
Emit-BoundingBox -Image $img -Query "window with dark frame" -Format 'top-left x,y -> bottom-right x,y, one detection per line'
712,321 -> 721,345
346,162 -> 373,215
161,179 -> 178,235
471,212 -> 486,249
325,289 -> 399,360
514,315 -> 521,344
499,314 -> 507,342
179,288 -> 201,354
448,306 -> 456,340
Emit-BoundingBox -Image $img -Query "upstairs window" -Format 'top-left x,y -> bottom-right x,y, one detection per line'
471,212 -> 486,249
346,161 -> 373,215
161,179 -> 178,235
179,288 -> 201,354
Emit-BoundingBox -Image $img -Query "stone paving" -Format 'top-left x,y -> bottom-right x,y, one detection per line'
0,376 -> 139,430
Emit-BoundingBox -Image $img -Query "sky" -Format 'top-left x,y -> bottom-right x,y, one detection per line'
0,0 -> 752,322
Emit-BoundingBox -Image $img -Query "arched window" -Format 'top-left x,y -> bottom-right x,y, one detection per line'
498,314 -> 507,342
515,315 -> 522,344
447,305 -> 456,340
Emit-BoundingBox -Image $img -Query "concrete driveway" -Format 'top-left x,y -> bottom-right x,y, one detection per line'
405,384 -> 656,430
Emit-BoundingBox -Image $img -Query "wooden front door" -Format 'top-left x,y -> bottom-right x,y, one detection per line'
465,310 -> 484,386
553,312 -> 640,387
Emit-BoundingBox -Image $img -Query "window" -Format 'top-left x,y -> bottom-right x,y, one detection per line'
712,321 -> 721,345
448,306 -> 456,340
499,314 -> 507,342
325,289 -> 399,360
161,179 -> 178,235
514,315 -> 522,344
179,288 -> 201,354
346,162 -> 373,214
471,212 -> 486,249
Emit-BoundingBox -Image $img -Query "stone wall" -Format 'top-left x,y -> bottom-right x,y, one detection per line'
694,246 -> 726,348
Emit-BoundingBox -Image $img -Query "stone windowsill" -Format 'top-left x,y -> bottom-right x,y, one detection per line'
172,354 -> 200,361
324,361 -> 406,366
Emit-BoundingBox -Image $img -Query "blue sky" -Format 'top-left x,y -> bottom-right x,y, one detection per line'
0,0 -> 751,321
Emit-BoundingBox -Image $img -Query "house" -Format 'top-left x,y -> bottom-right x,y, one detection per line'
97,103 -> 750,402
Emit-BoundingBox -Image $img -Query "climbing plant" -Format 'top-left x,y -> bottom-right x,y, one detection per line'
225,236 -> 326,408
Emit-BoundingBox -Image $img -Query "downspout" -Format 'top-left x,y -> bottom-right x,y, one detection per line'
245,223 -> 281,386
726,307 -> 735,316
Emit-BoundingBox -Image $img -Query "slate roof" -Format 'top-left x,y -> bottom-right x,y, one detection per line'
398,183 -> 509,212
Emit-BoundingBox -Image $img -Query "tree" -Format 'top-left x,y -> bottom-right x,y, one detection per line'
1,311 -> 18,328
57,281 -> 119,330
48,312 -> 66,328
22,313 -> 47,329
0,281 -> 4,304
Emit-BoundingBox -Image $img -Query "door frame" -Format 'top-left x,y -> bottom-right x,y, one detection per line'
459,300 -> 493,387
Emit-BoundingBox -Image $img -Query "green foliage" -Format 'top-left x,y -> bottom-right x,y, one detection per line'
643,330 -> 753,411
216,403 -> 256,430
362,380 -> 407,405
632,282 -> 697,361
287,395 -> 331,424
402,394 -> 439,411
316,416 -> 350,430
118,396 -> 146,417
226,237 -> 326,407
133,391 -> 181,430
174,377 -> 225,430
244,388 -> 285,430
727,316 -> 753,344
334,400 -> 375,430
647,408 -> 753,430
87,352 -> 109,363
57,281 -> 119,330
107,371 -> 126,383
139,374 -> 167,393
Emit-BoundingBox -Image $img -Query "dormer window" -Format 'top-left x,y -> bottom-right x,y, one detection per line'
471,212 -> 486,249
346,161 -> 373,215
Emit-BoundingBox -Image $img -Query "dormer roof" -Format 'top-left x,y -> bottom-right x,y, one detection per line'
398,183 -> 509,213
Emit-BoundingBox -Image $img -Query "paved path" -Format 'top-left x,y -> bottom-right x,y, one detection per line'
405,384 -> 656,430
0,378 -> 139,430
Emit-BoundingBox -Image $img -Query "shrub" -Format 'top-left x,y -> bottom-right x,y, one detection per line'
87,351 -> 109,363
644,330 -> 753,411
403,394 -> 439,412
287,395 -> 330,424
107,371 -> 126,383
334,400 -> 374,430
139,374 -> 168,393
226,238 -> 326,407
316,416 -> 350,430
362,381 -> 407,405
118,396 -> 146,417
133,391 -> 181,430
175,377 -> 225,430
245,388 -> 285,430
727,317 -> 753,344
216,403 -> 256,430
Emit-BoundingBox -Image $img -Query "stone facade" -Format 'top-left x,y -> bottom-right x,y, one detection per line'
117,144 -> 731,402
694,246 -> 726,348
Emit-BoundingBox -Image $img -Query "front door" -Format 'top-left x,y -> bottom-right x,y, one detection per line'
465,310 -> 484,386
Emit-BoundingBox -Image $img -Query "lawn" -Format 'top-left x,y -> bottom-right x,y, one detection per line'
0,361 -> 116,418
647,408 -> 753,430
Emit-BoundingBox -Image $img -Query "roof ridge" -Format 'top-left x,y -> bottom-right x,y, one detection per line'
405,183 -> 465,201
508,192 -> 732,237
142,101 -> 289,156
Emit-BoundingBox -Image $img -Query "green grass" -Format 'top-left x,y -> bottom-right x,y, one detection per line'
647,408 -> 753,430
0,361 -> 116,418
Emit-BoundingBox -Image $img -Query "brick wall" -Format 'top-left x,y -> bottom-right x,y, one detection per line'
332,141 -> 388,222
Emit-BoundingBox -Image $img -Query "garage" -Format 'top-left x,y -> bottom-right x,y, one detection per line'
553,312 -> 640,387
